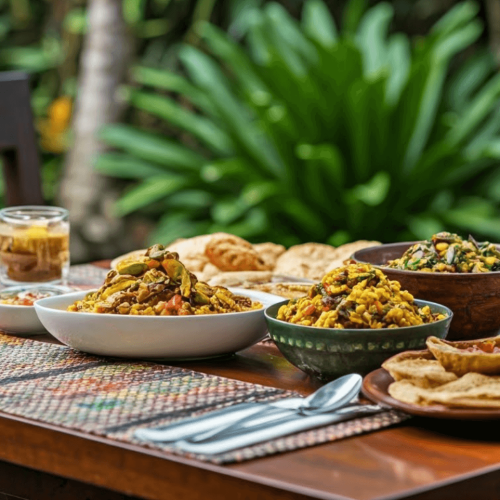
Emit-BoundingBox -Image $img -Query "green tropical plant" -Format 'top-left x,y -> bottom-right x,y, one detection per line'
98,0 -> 500,246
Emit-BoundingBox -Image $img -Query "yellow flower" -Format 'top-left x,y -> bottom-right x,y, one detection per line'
38,96 -> 73,153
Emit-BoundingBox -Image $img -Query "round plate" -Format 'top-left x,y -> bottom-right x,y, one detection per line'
362,368 -> 500,420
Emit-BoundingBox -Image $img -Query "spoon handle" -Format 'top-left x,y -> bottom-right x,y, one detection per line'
176,404 -> 384,455
188,406 -> 296,443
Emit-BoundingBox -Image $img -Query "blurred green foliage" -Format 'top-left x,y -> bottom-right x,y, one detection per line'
98,0 -> 500,246
0,0 -> 78,204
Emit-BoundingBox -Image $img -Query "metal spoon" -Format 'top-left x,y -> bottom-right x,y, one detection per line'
186,373 -> 363,444
135,373 -> 362,444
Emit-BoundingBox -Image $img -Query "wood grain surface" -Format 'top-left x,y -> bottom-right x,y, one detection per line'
0,262 -> 498,500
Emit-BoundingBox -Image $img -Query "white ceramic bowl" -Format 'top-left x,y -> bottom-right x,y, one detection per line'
0,285 -> 74,336
34,288 -> 284,359
0,303 -> 46,336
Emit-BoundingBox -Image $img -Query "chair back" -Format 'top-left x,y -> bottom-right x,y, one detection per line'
0,71 -> 44,206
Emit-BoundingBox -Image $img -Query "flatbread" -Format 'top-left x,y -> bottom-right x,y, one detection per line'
205,235 -> 270,272
325,241 -> 381,273
274,243 -> 339,280
253,243 -> 286,269
167,233 -> 230,262
196,263 -> 220,282
247,282 -> 311,299
383,357 -> 457,388
426,336 -> 500,376
207,271 -> 274,287
389,373 -> 500,408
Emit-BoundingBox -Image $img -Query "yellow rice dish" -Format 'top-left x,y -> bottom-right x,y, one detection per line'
68,244 -> 261,316
277,263 -> 446,329
387,232 -> 500,273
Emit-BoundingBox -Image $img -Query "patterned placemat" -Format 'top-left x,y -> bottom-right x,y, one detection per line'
68,264 -> 109,286
0,333 -> 409,464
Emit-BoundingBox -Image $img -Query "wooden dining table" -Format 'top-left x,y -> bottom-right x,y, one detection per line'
0,263 -> 499,500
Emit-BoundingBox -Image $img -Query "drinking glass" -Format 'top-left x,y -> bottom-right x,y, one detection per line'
0,206 -> 70,285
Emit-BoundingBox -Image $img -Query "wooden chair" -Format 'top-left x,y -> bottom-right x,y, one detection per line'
0,71 -> 44,206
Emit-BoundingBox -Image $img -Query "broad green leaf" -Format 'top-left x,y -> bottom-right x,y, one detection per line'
150,213 -> 211,245
441,198 -> 500,240
434,21 -> 482,62
385,34 -> 410,105
99,124 -> 205,171
439,158 -> 493,186
96,153 -> 173,179
261,10 -> 308,77
63,8 -> 87,34
482,138 -> 500,158
227,0 -> 263,39
295,143 -> 345,191
240,181 -> 279,206
351,171 -> 391,206
431,1 -> 479,40
199,22 -> 267,95
131,66 -> 217,115
302,0 -> 337,48
201,157 -> 260,183
167,190 -> 213,209
446,50 -> 494,112
281,198 -> 329,238
465,107 -> 500,159
408,216 -> 444,240
327,230 -> 352,247
246,10 -> 272,65
210,207 -> 269,239
448,72 -> 500,146
355,2 -> 393,76
115,176 -> 188,216
0,46 -> 61,72
343,0 -> 368,36
0,15 -> 10,40
127,89 -> 233,154
480,167 -> 500,202
345,80 -> 371,181
211,199 -> 248,225
265,3 -> 317,64
123,0 -> 147,24
403,61 -> 447,172
179,44 -> 286,178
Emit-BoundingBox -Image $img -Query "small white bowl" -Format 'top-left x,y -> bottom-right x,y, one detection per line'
34,288 -> 283,359
0,302 -> 47,336
0,285 -> 73,336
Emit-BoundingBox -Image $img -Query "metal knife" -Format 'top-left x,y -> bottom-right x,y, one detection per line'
134,398 -> 303,443
174,404 -> 383,456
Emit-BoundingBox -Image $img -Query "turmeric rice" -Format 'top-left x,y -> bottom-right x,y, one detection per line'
277,263 -> 446,329
68,244 -> 261,316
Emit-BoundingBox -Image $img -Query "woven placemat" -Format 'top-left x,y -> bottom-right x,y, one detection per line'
0,333 -> 409,464
68,264 -> 109,286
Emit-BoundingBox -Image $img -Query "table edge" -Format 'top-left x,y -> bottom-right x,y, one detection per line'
0,410 -> 351,500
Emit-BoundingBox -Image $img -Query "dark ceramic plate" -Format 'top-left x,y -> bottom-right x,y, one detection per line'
362,368 -> 500,420
265,299 -> 453,382
353,242 -> 500,341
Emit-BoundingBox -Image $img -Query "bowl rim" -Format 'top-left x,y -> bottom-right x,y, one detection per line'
352,241 -> 500,277
264,298 -> 453,333
0,285 -> 74,309
34,288 -> 282,320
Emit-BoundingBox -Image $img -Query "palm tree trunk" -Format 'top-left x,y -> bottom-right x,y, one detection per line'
59,0 -> 133,262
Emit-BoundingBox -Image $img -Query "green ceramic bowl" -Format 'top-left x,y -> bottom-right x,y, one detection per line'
265,299 -> 453,382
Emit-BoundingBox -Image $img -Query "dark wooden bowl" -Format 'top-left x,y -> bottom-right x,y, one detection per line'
353,242 -> 500,341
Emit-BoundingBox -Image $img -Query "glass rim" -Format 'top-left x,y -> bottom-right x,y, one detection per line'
0,206 -> 69,224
